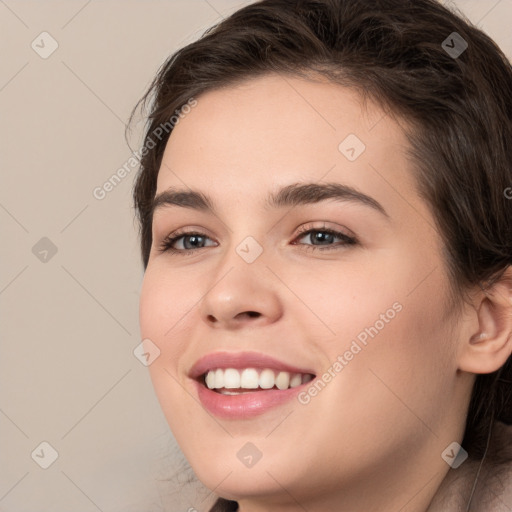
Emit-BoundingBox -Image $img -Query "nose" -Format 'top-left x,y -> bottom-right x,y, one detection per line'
198,260 -> 284,330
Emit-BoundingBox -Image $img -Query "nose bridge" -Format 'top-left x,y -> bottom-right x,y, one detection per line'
219,211 -> 270,270
212,232 -> 268,299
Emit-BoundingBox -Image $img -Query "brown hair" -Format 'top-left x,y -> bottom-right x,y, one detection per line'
130,0 -> 512,507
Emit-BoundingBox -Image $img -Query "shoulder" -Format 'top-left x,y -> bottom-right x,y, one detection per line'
481,421 -> 512,504
429,421 -> 512,511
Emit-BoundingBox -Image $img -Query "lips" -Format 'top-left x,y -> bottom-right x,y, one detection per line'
188,351 -> 317,419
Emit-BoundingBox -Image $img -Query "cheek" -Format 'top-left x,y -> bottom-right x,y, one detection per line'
301,251 -> 456,406
282,252 -> 370,308
317,265 -> 456,443
138,265 -> 197,391
139,263 -> 199,345
139,267 -> 204,432
283,256 -> 404,347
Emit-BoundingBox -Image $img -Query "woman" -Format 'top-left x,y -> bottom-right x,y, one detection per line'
131,0 -> 512,510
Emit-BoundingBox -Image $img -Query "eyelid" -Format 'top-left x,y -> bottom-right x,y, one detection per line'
294,221 -> 356,240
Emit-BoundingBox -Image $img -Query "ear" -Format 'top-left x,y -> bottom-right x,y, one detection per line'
458,266 -> 512,374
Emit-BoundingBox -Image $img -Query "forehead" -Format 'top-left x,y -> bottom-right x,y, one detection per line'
160,74 -> 393,174
155,73 -> 419,218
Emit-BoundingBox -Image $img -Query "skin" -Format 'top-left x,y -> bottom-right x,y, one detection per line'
139,73 -> 512,512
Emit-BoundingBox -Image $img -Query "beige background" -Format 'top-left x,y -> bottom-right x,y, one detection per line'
1,1 -> 511,511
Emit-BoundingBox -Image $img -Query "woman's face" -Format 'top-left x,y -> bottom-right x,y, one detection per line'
139,74 -> 472,509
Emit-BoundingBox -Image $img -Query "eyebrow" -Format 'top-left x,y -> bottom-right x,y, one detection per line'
151,182 -> 389,219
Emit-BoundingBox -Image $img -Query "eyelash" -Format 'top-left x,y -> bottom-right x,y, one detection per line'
157,225 -> 357,255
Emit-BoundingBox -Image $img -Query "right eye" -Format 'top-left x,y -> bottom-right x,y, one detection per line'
158,230 -> 217,254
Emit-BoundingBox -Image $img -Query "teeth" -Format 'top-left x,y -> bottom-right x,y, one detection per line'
204,368 -> 314,391
290,373 -> 302,388
214,368 -> 223,388
240,368 -> 259,388
275,371 -> 290,390
224,368 -> 241,389
259,369 -> 275,389
205,371 -> 216,389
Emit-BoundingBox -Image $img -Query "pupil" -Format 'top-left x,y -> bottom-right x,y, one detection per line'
184,235 -> 204,249
313,232 -> 333,245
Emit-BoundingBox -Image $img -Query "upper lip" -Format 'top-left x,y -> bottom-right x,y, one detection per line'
188,351 -> 317,380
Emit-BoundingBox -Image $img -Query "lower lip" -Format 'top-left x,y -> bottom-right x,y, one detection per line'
193,379 -> 313,419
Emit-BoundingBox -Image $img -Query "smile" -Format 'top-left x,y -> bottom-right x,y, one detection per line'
189,351 -> 317,418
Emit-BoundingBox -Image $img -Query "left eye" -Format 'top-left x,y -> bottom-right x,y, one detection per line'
158,227 -> 356,254
159,232 -> 216,252
293,228 -> 357,251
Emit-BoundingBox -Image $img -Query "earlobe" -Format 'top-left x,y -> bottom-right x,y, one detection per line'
458,267 -> 512,375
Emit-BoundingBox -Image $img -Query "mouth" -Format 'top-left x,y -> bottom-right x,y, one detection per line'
199,368 -> 315,395
188,351 -> 317,418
